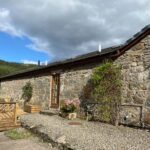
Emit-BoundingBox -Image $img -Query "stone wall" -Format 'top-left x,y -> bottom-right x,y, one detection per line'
115,35 -> 150,127
0,66 -> 95,110
60,68 -> 93,100
0,75 -> 50,109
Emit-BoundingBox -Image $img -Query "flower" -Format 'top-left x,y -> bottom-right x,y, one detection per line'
72,99 -> 80,106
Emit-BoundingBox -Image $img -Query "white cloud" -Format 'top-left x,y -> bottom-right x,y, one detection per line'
21,60 -> 38,65
0,8 -> 23,37
0,0 -> 150,60
26,37 -> 50,54
22,59 -> 48,66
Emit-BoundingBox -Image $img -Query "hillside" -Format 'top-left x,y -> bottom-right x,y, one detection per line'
0,60 -> 37,77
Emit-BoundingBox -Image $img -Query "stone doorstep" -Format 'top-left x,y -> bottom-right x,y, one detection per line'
40,109 -> 59,116
21,122 -> 75,150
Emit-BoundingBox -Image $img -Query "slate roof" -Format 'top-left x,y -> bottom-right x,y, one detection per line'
0,45 -> 121,80
0,24 -> 150,80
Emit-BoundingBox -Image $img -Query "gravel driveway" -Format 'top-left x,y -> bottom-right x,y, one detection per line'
21,114 -> 150,150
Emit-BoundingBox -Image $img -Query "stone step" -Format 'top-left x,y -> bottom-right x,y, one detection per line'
40,109 -> 59,116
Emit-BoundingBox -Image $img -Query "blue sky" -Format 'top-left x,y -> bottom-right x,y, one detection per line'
0,32 -> 49,64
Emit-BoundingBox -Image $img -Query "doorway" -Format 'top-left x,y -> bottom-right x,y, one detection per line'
50,74 -> 60,108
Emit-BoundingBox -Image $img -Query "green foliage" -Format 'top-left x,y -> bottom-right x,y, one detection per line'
61,104 -> 76,113
91,61 -> 122,124
22,82 -> 33,103
60,99 -> 80,114
0,59 -> 37,77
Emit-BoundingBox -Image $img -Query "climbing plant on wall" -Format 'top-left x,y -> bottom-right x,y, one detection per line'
91,61 -> 122,125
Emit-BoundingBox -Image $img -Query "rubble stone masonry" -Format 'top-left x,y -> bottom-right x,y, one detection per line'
0,76 -> 50,109
115,35 -> 150,127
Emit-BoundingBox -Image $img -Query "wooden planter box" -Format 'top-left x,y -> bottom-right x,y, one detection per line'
24,105 -> 40,113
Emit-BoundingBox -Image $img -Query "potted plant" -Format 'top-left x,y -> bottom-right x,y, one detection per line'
22,82 -> 33,105
60,99 -> 80,120
22,82 -> 40,113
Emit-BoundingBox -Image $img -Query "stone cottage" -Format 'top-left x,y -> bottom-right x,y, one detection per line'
0,25 -> 150,128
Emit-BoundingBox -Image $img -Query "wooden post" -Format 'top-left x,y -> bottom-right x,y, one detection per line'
14,103 -> 17,125
140,106 -> 144,127
114,103 -> 120,126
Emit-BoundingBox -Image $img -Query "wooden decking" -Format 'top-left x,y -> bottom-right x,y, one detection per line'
0,102 -> 20,131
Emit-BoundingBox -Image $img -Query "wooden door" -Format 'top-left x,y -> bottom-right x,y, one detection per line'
50,74 -> 60,108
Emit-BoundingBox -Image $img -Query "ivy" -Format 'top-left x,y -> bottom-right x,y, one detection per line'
91,61 -> 122,124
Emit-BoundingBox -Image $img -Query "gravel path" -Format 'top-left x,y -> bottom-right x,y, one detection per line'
21,114 -> 150,150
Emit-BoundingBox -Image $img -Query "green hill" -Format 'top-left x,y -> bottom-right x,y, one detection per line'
0,60 -> 37,77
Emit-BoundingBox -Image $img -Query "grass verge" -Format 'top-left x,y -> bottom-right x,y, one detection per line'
5,128 -> 33,140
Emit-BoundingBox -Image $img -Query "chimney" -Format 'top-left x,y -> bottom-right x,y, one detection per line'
98,44 -> 101,52
38,60 -> 40,66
